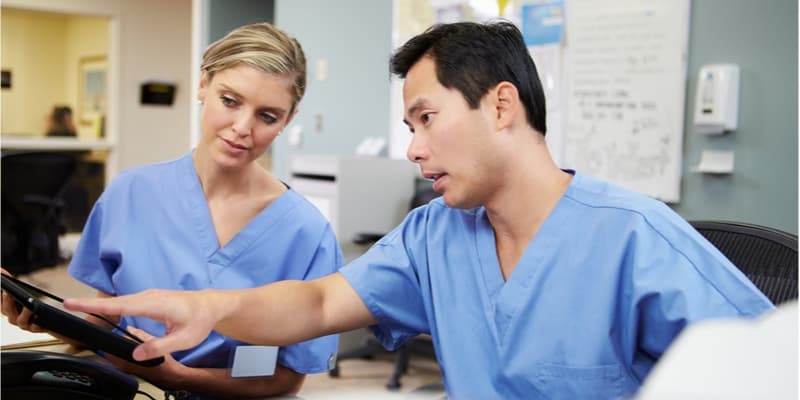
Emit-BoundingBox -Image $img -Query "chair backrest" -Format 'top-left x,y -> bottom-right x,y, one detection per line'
690,220 -> 798,305
1,151 -> 79,273
1,151 -> 78,207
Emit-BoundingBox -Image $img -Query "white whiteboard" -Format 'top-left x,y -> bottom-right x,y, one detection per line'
562,0 -> 691,202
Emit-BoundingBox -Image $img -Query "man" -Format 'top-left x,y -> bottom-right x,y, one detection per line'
65,21 -> 773,399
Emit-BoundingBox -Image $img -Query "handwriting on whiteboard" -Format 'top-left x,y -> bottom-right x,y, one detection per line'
563,0 -> 690,202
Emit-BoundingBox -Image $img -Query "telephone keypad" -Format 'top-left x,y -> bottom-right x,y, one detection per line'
32,370 -> 97,389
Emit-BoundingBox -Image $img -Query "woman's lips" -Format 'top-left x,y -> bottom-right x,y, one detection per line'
221,137 -> 248,153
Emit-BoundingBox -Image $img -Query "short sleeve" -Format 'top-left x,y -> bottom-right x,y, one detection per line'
67,192 -> 120,295
340,214 -> 430,351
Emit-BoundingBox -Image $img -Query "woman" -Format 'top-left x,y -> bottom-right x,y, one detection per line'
46,106 -> 77,137
3,22 -> 340,399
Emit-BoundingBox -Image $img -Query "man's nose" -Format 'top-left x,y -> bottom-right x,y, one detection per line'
406,134 -> 427,163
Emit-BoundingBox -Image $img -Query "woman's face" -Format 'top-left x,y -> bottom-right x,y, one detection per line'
197,64 -> 296,171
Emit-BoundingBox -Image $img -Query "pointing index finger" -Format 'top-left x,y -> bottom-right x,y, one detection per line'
64,291 -> 167,322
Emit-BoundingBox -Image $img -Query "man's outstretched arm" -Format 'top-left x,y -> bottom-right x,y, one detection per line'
65,272 -> 376,361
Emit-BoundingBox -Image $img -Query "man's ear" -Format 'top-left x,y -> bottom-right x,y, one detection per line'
492,81 -> 520,131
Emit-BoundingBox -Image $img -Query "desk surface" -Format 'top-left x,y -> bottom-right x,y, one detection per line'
1,322 -> 165,398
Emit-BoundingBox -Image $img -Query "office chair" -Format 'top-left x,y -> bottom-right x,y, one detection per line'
690,220 -> 798,305
1,151 -> 78,275
330,187 -> 441,390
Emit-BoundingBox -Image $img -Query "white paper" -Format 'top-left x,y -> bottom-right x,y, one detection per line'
563,0 -> 691,202
1,318 -> 58,348
691,149 -> 734,174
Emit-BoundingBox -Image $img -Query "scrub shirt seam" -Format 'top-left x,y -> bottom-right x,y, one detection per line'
300,224 -> 340,280
564,193 -> 751,315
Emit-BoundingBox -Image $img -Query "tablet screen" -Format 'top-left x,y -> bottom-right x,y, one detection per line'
1,274 -> 164,367
36,287 -> 118,331
3,274 -> 115,329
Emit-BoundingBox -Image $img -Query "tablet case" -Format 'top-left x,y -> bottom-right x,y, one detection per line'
1,274 -> 164,367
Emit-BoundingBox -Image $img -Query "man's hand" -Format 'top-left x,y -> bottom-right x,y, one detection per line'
65,288 -> 225,361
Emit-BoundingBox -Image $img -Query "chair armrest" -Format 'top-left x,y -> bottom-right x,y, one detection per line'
22,195 -> 65,209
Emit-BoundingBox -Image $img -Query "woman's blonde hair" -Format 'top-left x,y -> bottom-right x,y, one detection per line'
201,22 -> 307,114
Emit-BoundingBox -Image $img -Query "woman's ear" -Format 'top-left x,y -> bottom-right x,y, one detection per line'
197,71 -> 209,104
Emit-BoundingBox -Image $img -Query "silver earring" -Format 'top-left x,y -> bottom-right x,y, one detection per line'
197,100 -> 203,105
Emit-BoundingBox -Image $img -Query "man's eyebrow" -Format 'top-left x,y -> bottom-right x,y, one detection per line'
405,98 -> 429,120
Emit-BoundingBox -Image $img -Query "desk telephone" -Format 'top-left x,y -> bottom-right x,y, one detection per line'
1,350 -> 138,400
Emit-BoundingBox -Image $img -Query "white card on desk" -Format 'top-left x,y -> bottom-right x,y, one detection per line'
231,345 -> 278,377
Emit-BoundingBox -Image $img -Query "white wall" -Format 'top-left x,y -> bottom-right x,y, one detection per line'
4,0 -> 193,177
113,0 -> 193,172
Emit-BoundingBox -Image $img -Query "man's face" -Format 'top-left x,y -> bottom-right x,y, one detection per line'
402,57 -> 500,209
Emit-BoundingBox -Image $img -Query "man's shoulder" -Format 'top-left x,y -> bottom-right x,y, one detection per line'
564,172 -> 693,238
566,172 -> 667,211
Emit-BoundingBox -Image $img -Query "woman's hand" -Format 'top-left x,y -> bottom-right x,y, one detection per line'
1,268 -> 46,333
105,327 -> 190,390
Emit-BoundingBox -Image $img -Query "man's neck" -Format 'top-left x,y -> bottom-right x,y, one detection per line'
485,146 -> 572,280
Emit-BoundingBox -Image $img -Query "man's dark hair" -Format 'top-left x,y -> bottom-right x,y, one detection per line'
390,20 -> 547,135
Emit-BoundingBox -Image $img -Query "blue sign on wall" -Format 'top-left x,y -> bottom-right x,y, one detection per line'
521,1 -> 565,46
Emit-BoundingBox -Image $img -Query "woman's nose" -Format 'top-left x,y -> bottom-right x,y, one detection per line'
232,114 -> 253,136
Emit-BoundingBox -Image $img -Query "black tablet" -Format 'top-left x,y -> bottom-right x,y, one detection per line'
1,274 -> 164,367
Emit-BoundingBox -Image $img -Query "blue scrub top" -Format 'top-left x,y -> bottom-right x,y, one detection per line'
341,171 -> 774,399
69,151 -> 341,373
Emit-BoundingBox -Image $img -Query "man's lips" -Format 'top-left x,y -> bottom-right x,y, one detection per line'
422,171 -> 445,181
423,172 -> 447,191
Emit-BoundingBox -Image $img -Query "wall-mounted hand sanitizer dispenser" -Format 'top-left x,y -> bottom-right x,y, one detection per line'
693,64 -> 739,134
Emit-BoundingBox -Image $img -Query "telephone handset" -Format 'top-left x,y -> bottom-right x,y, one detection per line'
1,350 -> 138,400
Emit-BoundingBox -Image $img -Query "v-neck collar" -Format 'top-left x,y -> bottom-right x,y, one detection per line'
179,152 -> 294,267
475,171 -> 581,291
474,173 -> 579,341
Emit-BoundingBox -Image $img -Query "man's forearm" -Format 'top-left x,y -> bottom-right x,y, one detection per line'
207,273 -> 376,346
207,280 -> 328,346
